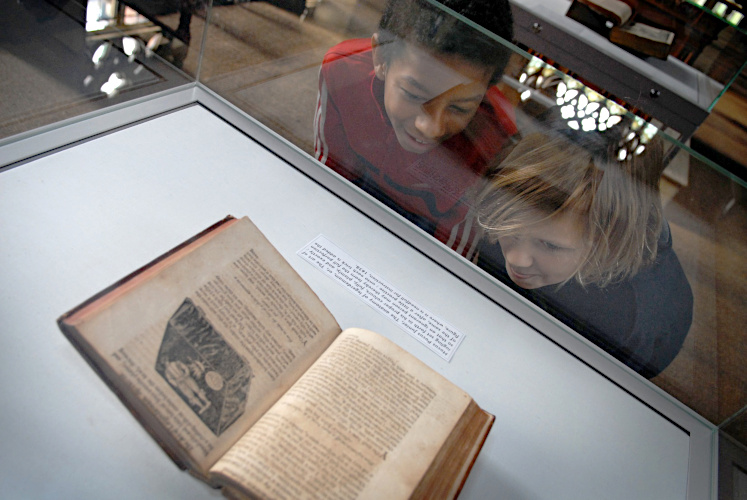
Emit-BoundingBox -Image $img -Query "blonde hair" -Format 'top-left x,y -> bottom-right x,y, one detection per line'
477,130 -> 664,287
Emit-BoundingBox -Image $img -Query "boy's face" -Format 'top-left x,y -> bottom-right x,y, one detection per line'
498,210 -> 587,289
374,39 -> 492,154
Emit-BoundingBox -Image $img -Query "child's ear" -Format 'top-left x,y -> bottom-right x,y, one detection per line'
371,33 -> 387,81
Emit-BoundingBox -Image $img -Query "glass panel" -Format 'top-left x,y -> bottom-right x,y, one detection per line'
197,0 -> 746,455
644,144 -> 746,420
722,410 -> 747,459
0,0 -> 196,140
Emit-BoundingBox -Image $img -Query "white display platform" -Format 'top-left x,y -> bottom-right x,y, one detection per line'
0,102 -> 711,499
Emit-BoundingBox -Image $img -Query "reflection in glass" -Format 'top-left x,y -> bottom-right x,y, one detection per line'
84,0 -> 193,70
100,71 -> 127,96
86,0 -> 148,32
512,55 -> 662,158
726,10 -> 744,26
0,0 -> 192,140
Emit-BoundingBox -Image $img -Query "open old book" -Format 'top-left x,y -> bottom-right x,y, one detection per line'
58,216 -> 494,499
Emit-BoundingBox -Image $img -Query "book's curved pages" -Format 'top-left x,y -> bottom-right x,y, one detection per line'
58,216 -> 494,499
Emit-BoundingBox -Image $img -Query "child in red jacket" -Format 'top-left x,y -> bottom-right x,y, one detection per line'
315,0 -> 517,259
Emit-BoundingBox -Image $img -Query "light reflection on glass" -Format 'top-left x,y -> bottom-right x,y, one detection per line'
82,1 -> 168,97
122,37 -> 138,56
92,42 -> 111,67
727,10 -> 744,25
516,56 -> 659,157
713,2 -> 728,16
86,0 -> 149,32
146,33 -> 163,56
86,0 -> 116,31
101,72 -> 127,96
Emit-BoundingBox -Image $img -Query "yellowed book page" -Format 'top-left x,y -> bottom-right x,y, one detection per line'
65,217 -> 341,474
211,328 -> 472,500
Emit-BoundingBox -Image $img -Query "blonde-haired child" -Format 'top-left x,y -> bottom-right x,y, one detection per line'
477,130 -> 692,378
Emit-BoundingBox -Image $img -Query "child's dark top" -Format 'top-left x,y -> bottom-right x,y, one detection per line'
315,38 -> 518,259
477,222 -> 693,378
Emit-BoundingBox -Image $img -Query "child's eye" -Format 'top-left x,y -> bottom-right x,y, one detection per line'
401,88 -> 426,102
449,105 -> 471,115
542,241 -> 563,251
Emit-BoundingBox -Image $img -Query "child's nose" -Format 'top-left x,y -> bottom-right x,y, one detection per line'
415,103 -> 447,140
503,241 -> 533,268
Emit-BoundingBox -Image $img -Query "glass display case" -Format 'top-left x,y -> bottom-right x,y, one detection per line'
1,0 -> 746,498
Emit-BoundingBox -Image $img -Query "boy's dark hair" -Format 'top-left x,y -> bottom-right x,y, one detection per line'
377,0 -> 514,84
